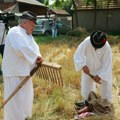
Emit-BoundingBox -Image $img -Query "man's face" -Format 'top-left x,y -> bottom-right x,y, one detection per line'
24,19 -> 35,35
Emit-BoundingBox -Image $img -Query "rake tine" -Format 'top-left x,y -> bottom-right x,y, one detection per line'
35,62 -> 63,86
38,67 -> 42,79
51,69 -> 56,83
44,66 -> 49,81
41,67 -> 45,79
48,67 -> 53,83
36,67 -> 39,77
42,67 -> 47,80
54,69 -> 59,85
52,69 -> 57,84
47,67 -> 51,82
46,67 -> 50,81
51,68 -> 56,84
56,69 -> 61,86
58,69 -> 63,86
38,68 -> 42,78
41,67 -> 46,80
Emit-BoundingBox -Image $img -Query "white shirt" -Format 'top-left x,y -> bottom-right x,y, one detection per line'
74,36 -> 112,82
2,25 -> 41,77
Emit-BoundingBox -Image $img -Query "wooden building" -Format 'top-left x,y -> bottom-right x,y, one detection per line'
0,0 -> 48,15
72,0 -> 120,32
48,9 -> 72,27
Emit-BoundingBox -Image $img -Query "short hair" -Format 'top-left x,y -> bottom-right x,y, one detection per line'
18,18 -> 28,25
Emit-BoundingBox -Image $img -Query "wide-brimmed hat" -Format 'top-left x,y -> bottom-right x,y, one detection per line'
20,11 -> 37,23
90,31 -> 107,48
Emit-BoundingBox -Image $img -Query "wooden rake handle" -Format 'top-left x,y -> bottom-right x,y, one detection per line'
0,63 -> 42,110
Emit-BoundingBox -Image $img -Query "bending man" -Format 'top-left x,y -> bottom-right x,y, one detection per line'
74,31 -> 112,102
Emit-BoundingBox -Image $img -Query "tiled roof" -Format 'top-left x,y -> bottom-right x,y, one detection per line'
73,0 -> 120,10
0,0 -> 47,11
16,0 -> 47,7
4,4 -> 17,12
0,3 -> 15,11
48,9 -> 70,16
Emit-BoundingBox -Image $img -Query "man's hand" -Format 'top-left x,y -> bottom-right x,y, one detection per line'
36,56 -> 44,64
82,66 -> 90,75
93,75 -> 101,84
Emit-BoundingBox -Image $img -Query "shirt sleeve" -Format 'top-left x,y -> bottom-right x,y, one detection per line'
74,40 -> 87,71
8,31 -> 40,65
98,45 -> 112,82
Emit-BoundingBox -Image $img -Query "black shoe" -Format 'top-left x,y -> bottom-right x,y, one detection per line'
74,105 -> 82,110
85,100 -> 89,106
75,100 -> 85,107
75,100 -> 88,107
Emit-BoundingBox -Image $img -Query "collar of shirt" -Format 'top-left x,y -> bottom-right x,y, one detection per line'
18,25 -> 32,38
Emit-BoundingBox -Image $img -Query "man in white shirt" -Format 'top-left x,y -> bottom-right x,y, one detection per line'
74,31 -> 112,102
2,11 -> 43,120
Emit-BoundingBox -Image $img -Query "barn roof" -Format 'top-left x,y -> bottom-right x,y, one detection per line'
16,0 -> 47,7
48,9 -> 70,16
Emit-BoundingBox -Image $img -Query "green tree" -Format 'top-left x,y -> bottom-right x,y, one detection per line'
63,0 -> 73,14
50,0 -> 72,15
53,0 -> 62,8
44,0 -> 49,6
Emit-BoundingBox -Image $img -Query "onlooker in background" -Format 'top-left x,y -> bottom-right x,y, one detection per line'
74,31 -> 112,102
2,11 -> 43,120
51,18 -> 58,38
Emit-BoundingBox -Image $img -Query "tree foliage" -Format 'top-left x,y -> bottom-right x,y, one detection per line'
37,0 -> 45,4
50,0 -> 73,14
37,0 -> 73,15
63,0 -> 73,14
44,0 -> 49,6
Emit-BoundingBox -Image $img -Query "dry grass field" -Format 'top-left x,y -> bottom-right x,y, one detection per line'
0,32 -> 120,120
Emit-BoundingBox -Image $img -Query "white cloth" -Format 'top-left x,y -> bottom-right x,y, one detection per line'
4,76 -> 33,120
2,25 -> 42,120
74,37 -> 112,102
0,22 -> 5,44
2,26 -> 41,76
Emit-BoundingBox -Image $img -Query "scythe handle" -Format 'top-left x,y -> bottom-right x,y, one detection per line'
88,73 -> 101,84
0,63 -> 42,110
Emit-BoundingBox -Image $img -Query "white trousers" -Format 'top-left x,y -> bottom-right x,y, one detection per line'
81,74 -> 112,102
4,76 -> 34,120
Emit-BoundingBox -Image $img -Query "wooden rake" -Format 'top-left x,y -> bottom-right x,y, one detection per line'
35,61 -> 63,86
0,62 -> 63,110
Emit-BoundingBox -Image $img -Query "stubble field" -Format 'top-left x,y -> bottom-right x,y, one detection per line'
0,33 -> 120,120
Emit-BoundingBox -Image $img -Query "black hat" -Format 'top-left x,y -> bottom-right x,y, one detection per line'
20,11 -> 37,23
90,31 -> 107,48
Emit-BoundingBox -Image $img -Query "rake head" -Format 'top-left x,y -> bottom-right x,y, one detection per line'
35,62 -> 63,86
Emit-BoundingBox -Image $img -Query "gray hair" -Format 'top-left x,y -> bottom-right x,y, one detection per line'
18,18 -> 28,25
